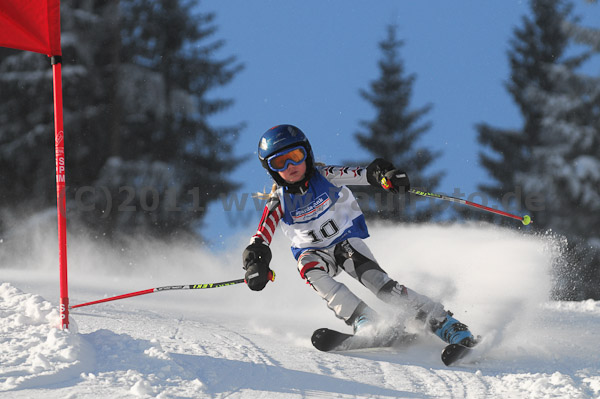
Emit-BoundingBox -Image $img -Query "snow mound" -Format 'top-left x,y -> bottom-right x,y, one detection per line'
78,328 -> 208,397
0,283 -> 92,391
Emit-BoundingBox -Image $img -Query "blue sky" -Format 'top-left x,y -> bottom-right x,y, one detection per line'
201,0 -> 600,249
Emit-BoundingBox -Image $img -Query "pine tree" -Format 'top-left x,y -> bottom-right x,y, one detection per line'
85,0 -> 245,238
0,0 -> 244,240
477,0 -> 600,299
0,48 -> 56,209
353,25 -> 443,223
521,18 -> 600,299
476,0 -> 575,225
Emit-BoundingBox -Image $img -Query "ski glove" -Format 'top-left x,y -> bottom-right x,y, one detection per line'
366,158 -> 410,194
242,242 -> 273,291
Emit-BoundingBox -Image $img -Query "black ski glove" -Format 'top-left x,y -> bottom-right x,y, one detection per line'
242,242 -> 273,291
366,158 -> 410,194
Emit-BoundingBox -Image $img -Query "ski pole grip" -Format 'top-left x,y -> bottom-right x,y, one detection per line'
380,177 -> 392,190
268,270 -> 276,283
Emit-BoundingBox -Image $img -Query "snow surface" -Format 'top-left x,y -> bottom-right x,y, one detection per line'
2,223 -> 600,398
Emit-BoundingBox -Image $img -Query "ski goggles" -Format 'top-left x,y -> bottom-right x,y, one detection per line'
267,146 -> 307,172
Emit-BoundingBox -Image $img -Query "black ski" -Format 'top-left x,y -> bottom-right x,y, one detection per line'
311,327 -> 417,352
441,343 -> 472,366
313,327 -> 479,367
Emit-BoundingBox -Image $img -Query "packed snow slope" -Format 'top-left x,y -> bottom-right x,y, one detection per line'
2,223 -> 600,398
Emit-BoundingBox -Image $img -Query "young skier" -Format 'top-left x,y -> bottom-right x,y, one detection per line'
242,124 -> 477,348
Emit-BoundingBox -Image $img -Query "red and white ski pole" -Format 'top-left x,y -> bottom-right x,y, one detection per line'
70,271 -> 275,309
408,188 -> 532,225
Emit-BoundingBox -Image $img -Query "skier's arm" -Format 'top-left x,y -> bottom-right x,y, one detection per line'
243,195 -> 281,291
251,195 -> 282,245
319,165 -> 370,186
318,160 -> 410,193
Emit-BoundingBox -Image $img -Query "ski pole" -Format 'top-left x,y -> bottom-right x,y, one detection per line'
70,271 -> 275,309
407,188 -> 532,225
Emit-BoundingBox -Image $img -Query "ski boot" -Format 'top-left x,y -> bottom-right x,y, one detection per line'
349,302 -> 379,335
431,312 -> 477,347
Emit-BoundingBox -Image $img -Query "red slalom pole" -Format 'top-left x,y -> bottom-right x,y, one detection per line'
408,189 -> 532,225
52,56 -> 70,329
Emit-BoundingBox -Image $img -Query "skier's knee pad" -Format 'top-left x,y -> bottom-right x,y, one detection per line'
297,251 -> 337,279
376,280 -> 408,302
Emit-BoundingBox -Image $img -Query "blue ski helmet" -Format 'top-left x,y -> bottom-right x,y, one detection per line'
258,124 -> 315,187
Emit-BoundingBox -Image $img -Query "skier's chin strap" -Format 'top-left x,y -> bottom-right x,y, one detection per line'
278,167 -> 314,195
285,179 -> 310,195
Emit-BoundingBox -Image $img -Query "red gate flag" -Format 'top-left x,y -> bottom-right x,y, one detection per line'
0,0 -> 62,55
1,1 -> 69,329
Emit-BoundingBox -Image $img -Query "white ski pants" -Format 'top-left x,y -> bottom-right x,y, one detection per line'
297,237 -> 446,325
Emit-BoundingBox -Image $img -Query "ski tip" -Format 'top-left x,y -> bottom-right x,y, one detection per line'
311,328 -> 328,341
441,343 -> 472,366
311,328 -> 334,352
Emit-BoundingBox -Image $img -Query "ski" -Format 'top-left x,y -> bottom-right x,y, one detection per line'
311,327 -> 417,352
441,343 -> 473,366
